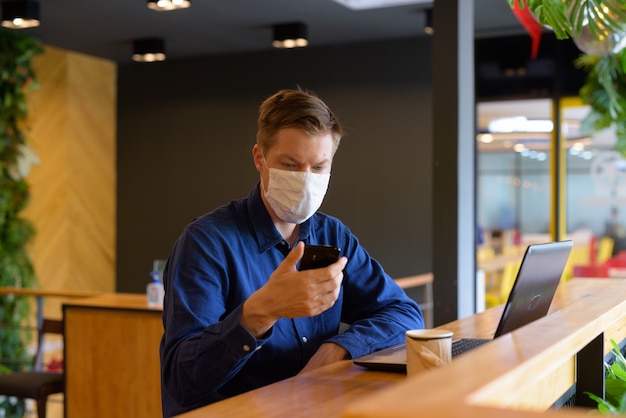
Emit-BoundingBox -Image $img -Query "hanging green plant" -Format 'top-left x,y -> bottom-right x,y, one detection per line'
506,1 -> 626,156
507,0 -> 626,42
576,51 -> 626,156
0,28 -> 43,417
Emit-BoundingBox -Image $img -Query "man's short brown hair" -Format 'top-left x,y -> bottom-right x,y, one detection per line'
256,88 -> 343,153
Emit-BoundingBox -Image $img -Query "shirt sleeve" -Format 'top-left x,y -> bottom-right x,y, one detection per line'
159,224 -> 271,411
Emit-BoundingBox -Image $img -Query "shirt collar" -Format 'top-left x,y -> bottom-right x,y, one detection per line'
247,182 -> 312,253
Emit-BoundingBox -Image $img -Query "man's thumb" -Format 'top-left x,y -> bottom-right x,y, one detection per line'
282,241 -> 305,270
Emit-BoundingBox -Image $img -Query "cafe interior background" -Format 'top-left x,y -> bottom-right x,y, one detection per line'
2,5 -> 626,411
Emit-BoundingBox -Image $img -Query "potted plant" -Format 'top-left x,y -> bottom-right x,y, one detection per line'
0,28 -> 43,417
586,339 -> 626,414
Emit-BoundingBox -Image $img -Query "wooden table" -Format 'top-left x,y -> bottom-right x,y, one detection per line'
179,279 -> 626,418
179,360 -> 405,418
0,287 -> 100,325
63,293 -> 163,418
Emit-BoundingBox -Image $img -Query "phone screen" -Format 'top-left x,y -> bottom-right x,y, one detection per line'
299,245 -> 340,271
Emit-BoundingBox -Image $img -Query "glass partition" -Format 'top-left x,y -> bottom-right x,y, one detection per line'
561,99 -> 626,273
476,97 -> 626,309
477,99 -> 553,248
476,99 -> 554,310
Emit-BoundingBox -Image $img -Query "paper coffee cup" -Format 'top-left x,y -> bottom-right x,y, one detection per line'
405,329 -> 453,377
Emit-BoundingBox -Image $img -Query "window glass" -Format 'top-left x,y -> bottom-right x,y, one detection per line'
477,97 -> 626,306
562,101 -> 626,257
476,99 -> 553,310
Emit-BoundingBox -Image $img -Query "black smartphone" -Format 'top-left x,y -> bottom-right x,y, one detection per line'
299,245 -> 341,271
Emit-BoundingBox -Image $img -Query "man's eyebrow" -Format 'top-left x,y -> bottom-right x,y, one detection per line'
274,154 -> 299,163
313,158 -> 331,166
274,154 -> 331,166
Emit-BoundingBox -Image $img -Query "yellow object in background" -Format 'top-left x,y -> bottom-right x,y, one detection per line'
597,236 -> 615,264
485,260 -> 521,308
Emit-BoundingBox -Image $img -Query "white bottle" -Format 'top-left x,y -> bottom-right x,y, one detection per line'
147,270 -> 164,308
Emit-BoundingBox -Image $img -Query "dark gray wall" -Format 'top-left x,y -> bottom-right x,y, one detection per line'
117,37 -> 433,293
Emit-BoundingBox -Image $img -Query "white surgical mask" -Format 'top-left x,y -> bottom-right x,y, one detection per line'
264,168 -> 330,224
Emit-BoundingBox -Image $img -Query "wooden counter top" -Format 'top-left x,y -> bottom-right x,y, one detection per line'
178,279 -> 626,418
0,287 -> 101,299
63,292 -> 162,312
178,360 -> 405,418
344,278 -> 626,418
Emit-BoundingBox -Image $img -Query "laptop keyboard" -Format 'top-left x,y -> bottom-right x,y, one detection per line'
451,338 -> 489,357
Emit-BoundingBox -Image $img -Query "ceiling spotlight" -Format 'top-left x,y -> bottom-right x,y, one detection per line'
424,9 -> 433,35
1,0 -> 40,29
132,38 -> 166,63
272,22 -> 308,49
147,0 -> 190,11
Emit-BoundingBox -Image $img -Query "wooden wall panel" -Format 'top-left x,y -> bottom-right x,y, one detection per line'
23,45 -> 117,317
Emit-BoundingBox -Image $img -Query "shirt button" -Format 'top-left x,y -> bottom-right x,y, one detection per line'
243,344 -> 251,352
302,337 -> 308,343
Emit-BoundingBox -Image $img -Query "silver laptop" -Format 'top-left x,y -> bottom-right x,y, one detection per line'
353,240 -> 573,373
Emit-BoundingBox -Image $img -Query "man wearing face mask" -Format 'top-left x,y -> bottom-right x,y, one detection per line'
159,88 -> 424,417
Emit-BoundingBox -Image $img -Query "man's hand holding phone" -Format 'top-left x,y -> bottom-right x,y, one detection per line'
242,242 -> 347,338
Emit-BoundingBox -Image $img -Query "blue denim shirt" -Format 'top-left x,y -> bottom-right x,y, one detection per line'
160,184 -> 423,417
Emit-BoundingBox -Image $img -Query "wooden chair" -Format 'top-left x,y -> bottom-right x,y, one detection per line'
394,274 -> 434,328
485,260 -> 520,308
0,318 -> 64,418
561,245 -> 590,282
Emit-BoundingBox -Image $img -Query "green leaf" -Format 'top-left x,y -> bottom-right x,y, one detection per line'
536,0 -> 571,39
586,391 -> 619,413
0,30 -> 41,408
607,340 -> 624,365
605,379 -> 626,412
585,339 -> 626,412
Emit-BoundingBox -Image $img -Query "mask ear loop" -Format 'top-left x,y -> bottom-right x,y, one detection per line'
259,151 -> 271,191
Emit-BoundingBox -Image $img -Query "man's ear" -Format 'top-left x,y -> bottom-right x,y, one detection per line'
252,144 -> 264,172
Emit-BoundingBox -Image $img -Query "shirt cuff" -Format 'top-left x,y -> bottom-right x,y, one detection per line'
220,304 -> 273,356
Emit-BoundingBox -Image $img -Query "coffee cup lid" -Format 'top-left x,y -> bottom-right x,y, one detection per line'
406,329 -> 453,340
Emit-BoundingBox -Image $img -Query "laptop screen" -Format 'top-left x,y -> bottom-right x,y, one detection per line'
494,240 -> 573,337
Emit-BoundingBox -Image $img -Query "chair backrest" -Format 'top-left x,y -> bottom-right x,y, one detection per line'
499,259 -> 521,303
561,245 -> 589,282
598,236 -> 615,264
33,319 -> 64,372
